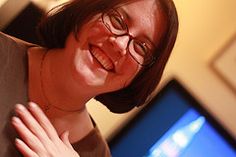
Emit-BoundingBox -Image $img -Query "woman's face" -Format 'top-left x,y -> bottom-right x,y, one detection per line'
64,0 -> 164,95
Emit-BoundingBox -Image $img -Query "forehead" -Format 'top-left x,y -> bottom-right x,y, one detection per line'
119,0 -> 165,45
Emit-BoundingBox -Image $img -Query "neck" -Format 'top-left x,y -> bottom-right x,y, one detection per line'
28,47 -> 94,142
28,47 -> 92,114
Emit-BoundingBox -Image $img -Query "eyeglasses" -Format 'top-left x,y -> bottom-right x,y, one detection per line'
102,9 -> 156,66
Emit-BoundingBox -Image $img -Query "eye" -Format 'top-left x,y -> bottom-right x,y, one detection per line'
109,13 -> 127,31
133,40 -> 149,57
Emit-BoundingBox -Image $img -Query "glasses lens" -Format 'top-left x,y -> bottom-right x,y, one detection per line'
103,10 -> 127,35
129,39 -> 154,66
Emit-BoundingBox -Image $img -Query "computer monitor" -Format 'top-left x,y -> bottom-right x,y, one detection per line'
108,79 -> 236,157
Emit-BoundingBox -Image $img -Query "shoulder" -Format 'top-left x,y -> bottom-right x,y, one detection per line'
72,126 -> 111,157
0,32 -> 38,63
0,32 -> 36,52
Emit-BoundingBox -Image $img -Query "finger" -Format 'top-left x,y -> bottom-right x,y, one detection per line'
12,116 -> 46,154
15,104 -> 52,145
28,102 -> 59,141
15,138 -> 38,157
60,131 -> 74,149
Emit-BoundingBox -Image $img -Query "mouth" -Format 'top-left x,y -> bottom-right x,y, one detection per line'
89,44 -> 115,71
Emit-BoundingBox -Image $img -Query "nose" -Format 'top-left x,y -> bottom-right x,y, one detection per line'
109,35 -> 130,56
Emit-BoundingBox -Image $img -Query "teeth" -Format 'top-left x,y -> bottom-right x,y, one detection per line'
91,47 -> 114,71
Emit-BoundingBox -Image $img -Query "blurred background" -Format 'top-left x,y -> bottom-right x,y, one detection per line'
0,0 -> 235,141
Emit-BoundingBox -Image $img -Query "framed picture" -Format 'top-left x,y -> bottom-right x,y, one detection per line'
211,34 -> 236,94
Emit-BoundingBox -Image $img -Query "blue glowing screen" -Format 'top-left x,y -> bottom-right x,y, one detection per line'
109,82 -> 236,157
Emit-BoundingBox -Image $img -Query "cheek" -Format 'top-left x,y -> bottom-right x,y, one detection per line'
116,56 -> 141,85
86,21 -> 108,43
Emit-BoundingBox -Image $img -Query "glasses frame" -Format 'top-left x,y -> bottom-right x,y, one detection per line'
101,9 -> 156,67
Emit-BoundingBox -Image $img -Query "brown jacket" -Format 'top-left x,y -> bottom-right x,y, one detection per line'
0,32 -> 111,157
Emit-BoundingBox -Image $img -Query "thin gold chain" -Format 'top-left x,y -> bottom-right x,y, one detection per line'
40,51 -> 85,113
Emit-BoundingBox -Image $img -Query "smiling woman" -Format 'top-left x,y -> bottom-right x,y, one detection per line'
0,0 -> 178,156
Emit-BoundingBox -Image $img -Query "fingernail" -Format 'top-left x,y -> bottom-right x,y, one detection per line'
29,102 -> 37,108
11,116 -> 20,124
64,131 -> 70,137
15,104 -> 25,111
15,138 -> 22,144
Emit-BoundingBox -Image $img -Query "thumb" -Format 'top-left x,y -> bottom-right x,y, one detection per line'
60,131 -> 73,149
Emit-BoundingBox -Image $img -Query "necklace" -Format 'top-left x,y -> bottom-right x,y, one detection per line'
40,50 -> 85,113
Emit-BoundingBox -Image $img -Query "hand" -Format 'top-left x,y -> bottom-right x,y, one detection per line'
11,102 -> 80,157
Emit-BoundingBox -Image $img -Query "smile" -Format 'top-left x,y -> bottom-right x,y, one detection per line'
89,45 -> 114,71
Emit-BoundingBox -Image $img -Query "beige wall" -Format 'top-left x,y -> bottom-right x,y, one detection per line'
166,0 -> 236,138
88,0 -> 236,140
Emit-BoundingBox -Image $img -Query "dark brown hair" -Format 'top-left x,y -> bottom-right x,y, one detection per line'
37,0 -> 179,113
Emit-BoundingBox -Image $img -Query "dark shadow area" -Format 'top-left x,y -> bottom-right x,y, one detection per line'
3,2 -> 44,44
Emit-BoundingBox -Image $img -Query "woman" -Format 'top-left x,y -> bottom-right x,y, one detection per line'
0,0 -> 178,156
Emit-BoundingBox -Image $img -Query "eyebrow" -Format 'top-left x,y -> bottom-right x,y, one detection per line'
117,8 -> 156,47
117,8 -> 131,22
